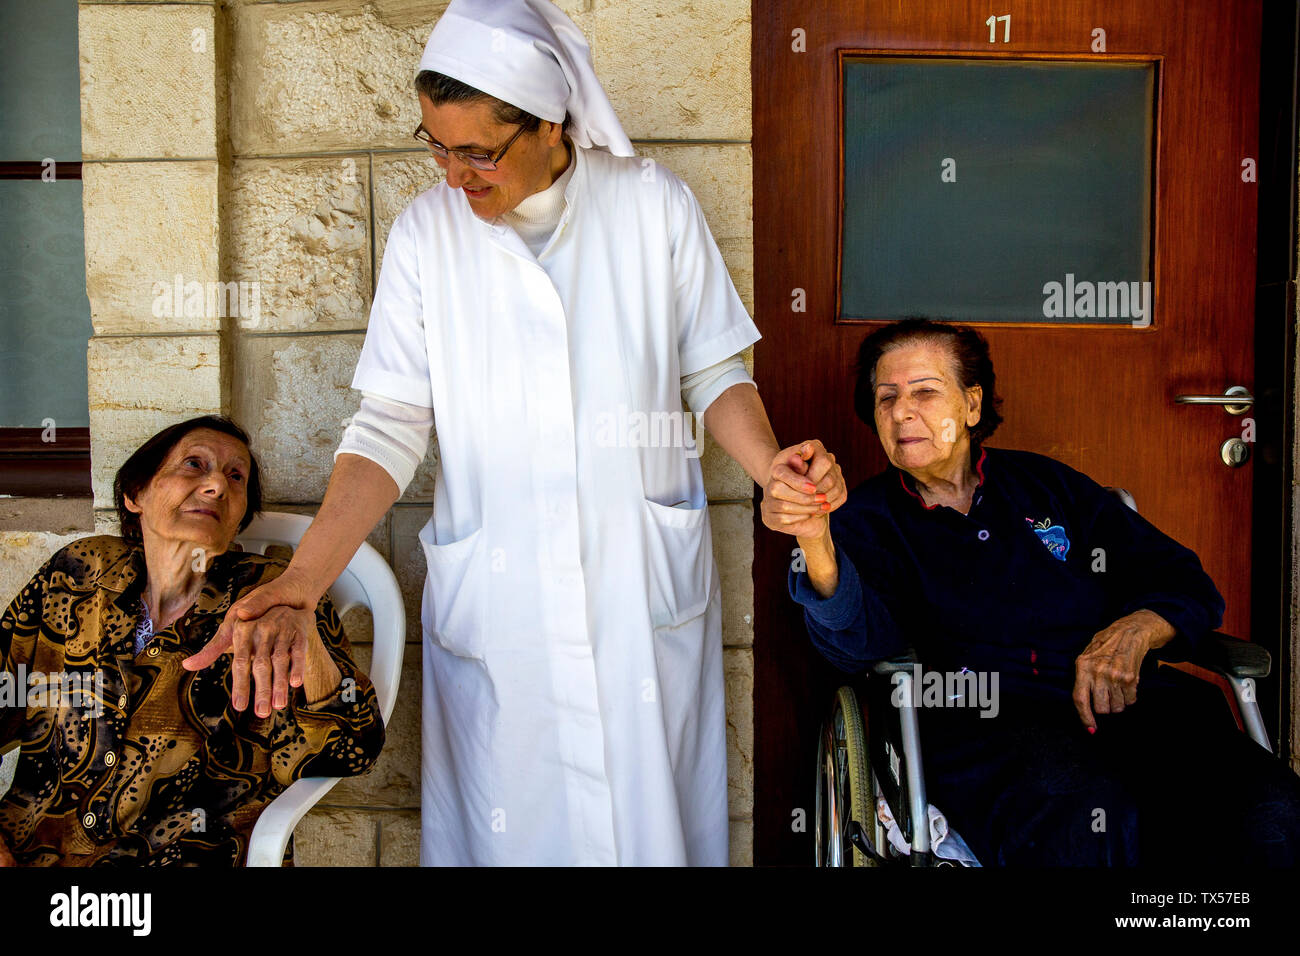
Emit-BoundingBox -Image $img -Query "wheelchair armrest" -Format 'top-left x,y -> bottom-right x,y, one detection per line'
867,634 -> 1270,681
1161,631 -> 1271,681
870,648 -> 920,677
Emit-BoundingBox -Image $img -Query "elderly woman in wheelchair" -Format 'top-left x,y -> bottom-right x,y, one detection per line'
0,415 -> 385,865
788,318 -> 1300,866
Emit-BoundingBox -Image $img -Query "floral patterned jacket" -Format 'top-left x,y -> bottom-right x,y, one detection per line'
0,535 -> 385,865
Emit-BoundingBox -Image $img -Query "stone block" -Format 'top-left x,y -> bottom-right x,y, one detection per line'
87,335 -> 222,508
378,809 -> 421,866
226,157 -> 371,332
709,502 -> 754,649
724,646 -> 754,818
292,807 -> 377,866
230,0 -> 441,155
79,4 -> 218,159
83,162 -> 220,335
233,333 -> 363,503
591,0 -> 750,141
729,817 -> 753,867
228,0 -> 749,152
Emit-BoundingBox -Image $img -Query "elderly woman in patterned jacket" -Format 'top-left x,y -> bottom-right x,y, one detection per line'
0,415 -> 385,866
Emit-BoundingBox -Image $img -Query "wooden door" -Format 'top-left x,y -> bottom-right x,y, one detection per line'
752,0 -> 1268,864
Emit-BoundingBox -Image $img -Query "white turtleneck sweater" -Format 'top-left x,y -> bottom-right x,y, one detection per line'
502,150 -> 577,257
336,153 -> 756,493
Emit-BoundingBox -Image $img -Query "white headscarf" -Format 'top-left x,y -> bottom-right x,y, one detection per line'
416,0 -> 634,157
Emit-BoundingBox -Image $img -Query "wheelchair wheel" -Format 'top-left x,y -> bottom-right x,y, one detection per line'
814,685 -> 885,866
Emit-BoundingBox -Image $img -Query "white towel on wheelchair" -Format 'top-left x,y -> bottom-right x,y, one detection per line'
876,795 -> 981,865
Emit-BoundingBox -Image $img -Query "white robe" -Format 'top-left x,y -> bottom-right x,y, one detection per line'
351,145 -> 761,865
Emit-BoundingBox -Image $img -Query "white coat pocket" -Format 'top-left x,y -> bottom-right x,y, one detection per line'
640,497 -> 713,630
418,518 -> 487,660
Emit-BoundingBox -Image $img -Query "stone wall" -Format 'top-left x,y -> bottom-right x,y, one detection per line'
0,0 -> 755,865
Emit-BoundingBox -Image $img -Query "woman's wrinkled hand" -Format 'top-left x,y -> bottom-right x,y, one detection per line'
182,568 -> 328,718
761,440 -> 846,538
1072,609 -> 1175,731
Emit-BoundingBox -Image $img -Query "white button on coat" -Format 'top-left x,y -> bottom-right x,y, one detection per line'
352,145 -> 760,865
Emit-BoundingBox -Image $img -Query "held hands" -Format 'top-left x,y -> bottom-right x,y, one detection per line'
761,440 -> 846,539
1072,609 -> 1176,732
182,568 -> 339,718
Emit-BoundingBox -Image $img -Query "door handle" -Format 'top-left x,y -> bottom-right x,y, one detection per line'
1174,385 -> 1253,415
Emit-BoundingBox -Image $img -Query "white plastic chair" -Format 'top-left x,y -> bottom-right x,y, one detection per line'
235,511 -> 405,867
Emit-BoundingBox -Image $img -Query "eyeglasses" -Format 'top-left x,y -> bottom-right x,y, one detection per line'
413,123 -> 528,171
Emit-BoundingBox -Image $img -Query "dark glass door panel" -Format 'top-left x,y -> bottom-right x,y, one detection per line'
840,56 -> 1156,325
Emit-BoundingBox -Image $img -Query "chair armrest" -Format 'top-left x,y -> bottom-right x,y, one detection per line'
245,776 -> 343,867
871,648 -> 920,676
1163,632 -> 1272,681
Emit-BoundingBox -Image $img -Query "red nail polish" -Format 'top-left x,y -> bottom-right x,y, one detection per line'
1087,726 -> 1096,735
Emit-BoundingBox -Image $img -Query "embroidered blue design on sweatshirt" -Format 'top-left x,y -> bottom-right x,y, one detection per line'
1025,517 -> 1070,561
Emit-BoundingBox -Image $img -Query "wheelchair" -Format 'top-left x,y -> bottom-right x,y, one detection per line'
813,489 -> 1276,867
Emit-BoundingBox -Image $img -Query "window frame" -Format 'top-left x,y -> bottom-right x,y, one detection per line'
0,161 -> 92,497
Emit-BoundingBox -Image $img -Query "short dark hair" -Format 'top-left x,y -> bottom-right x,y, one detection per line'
414,69 -> 568,135
853,318 -> 1004,446
113,415 -> 263,546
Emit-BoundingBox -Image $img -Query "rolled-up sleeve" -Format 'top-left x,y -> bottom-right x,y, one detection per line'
681,352 -> 756,419
335,391 -> 434,495
787,540 -> 907,673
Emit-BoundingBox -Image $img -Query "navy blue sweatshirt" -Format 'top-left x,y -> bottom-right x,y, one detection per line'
787,445 -> 1225,702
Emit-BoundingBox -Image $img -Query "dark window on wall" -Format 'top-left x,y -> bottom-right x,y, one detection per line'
0,0 -> 92,496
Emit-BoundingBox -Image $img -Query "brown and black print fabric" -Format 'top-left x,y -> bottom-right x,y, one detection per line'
0,535 -> 386,866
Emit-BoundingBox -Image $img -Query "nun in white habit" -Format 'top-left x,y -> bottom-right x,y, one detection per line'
204,0 -> 846,866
